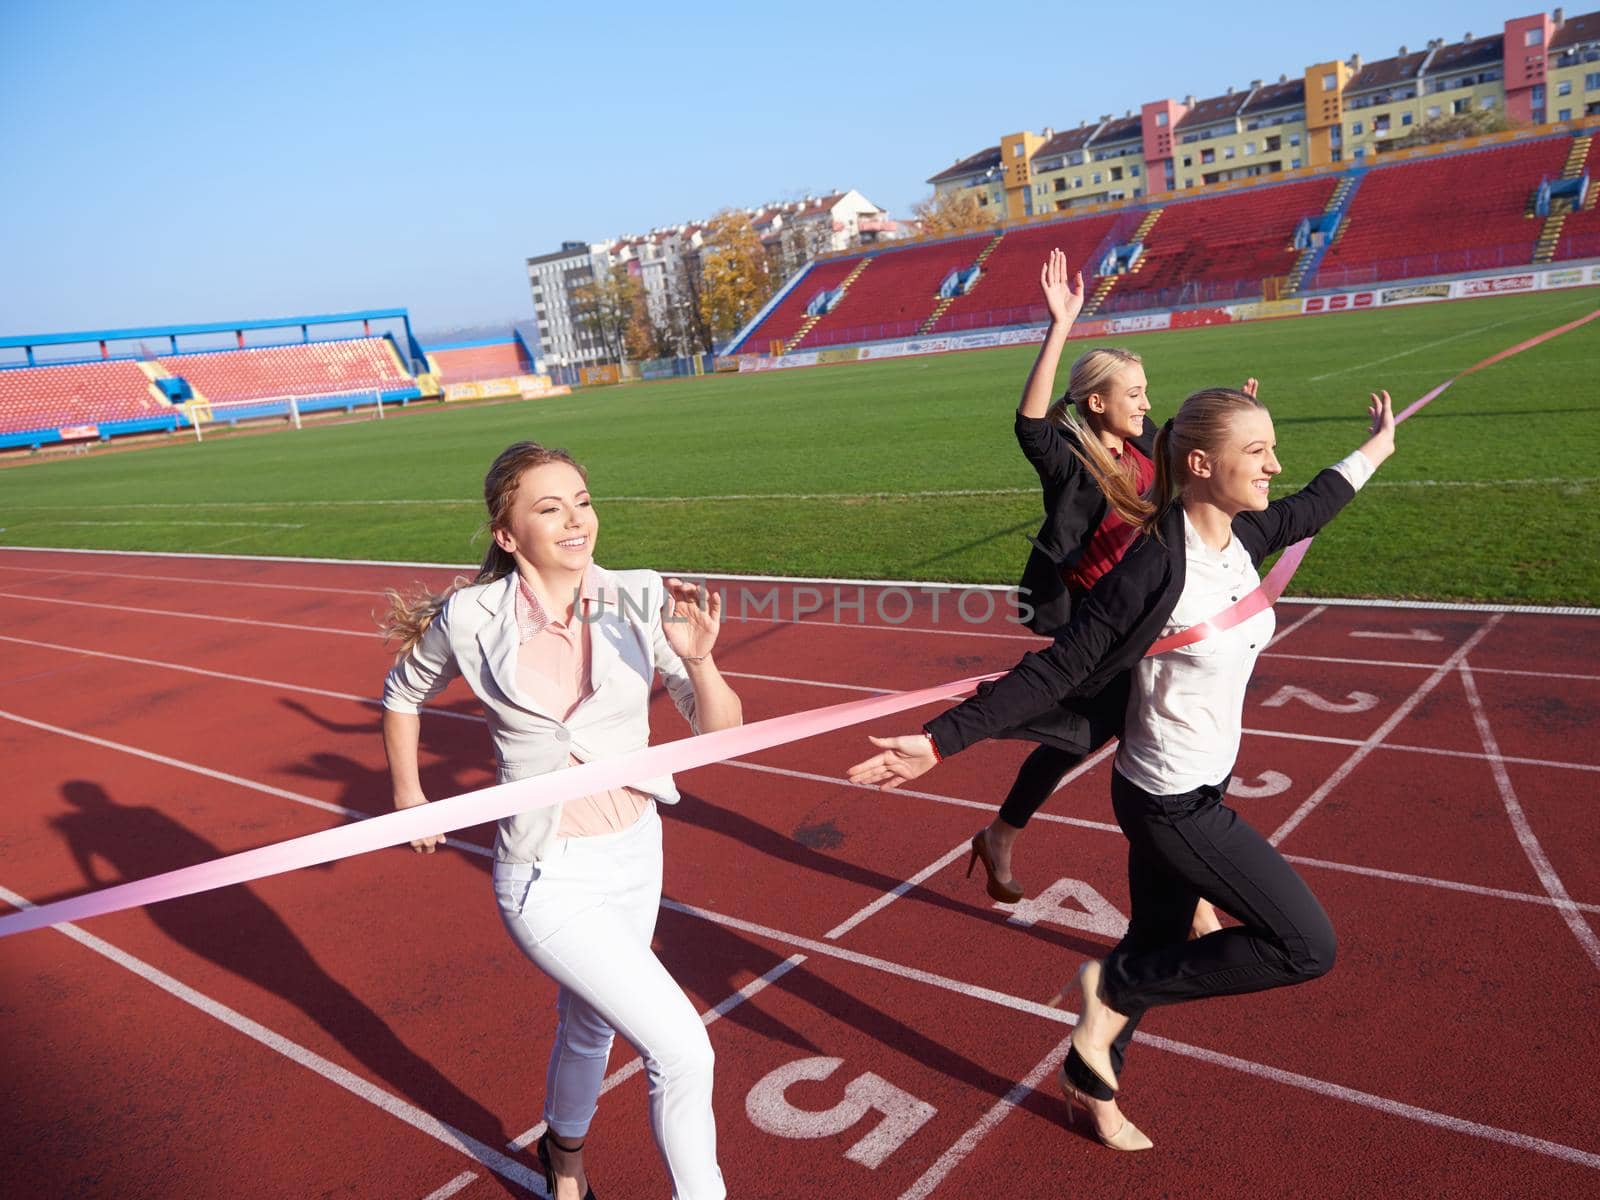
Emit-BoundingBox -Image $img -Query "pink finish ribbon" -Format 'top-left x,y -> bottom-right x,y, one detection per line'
0,674 -> 1000,939
3,307 -> 1593,939
1144,306 -> 1600,658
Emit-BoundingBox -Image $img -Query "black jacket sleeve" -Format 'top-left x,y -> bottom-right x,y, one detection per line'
926,535 -> 1167,758
1233,465 -> 1357,566
1015,411 -> 1082,489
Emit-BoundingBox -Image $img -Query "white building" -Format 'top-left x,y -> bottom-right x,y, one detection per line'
526,189 -> 895,364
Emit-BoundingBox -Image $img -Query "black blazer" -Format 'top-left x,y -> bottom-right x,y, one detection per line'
931,463 -> 1359,758
1015,410 -> 1158,636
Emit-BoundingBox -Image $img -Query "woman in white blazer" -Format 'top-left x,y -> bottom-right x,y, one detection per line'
381,441 -> 742,1200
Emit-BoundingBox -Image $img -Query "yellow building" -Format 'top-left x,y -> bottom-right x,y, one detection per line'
926,8 -> 1600,209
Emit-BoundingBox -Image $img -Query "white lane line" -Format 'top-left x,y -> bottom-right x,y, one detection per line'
1262,650 -> 1600,683
1460,661 -> 1600,972
0,591 -> 372,637
663,900 -> 1600,1173
503,954 -> 808,1153
1266,603 -> 1325,648
824,843 -> 970,941
1268,616 -> 1503,846
0,707 -> 369,820
0,882 -> 545,1193
897,1033 -> 1075,1200
5,581 -> 1599,657
9,631 -> 1598,779
1282,852 -> 1600,916
3,546 -> 1598,617
417,1171 -> 479,1200
5,629 -> 1599,912
0,562 -> 382,597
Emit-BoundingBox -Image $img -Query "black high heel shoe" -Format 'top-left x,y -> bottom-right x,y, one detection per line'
537,1131 -> 597,1200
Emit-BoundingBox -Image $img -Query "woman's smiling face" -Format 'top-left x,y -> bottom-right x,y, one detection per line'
492,461 -> 598,574
1191,405 -> 1281,513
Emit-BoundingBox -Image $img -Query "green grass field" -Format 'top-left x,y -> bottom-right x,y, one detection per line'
2,289 -> 1597,603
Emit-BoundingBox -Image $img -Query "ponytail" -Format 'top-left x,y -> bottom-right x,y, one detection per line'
1046,346 -> 1152,527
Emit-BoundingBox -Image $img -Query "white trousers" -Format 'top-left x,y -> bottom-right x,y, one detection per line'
493,804 -> 725,1200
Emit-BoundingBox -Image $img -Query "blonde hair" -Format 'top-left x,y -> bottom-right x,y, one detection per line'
1141,386 -> 1266,540
1045,347 -> 1151,526
381,442 -> 589,654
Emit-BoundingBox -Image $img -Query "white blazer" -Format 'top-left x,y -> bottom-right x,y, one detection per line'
382,565 -> 699,863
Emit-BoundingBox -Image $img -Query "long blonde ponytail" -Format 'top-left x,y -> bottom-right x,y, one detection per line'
1045,347 -> 1152,526
380,442 -> 589,654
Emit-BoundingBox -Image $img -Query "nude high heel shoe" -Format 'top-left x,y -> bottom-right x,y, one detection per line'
1057,1065 -> 1153,1152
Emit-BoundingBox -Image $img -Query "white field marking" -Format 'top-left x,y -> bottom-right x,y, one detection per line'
1307,306 -> 1572,380
823,843 -> 971,941
21,520 -> 306,528
0,579 -> 1584,692
417,1172 -> 478,1200
3,544 -> 1599,616
504,954 -> 808,1152
897,1034 -> 1074,1200
0,562 -> 381,596
1267,616 -> 1503,847
5,634 -> 1598,934
1282,852 -> 1600,916
664,899 -> 1600,1173
1248,725 -> 1600,774
0,590 -> 373,637
0,882 -> 546,1193
1263,649 -> 1600,683
1361,476 -> 1600,490
1350,628 -> 1444,642
715,758 -> 1600,915
1460,662 -> 1600,972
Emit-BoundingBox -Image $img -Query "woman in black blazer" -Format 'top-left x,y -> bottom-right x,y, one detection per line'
853,385 -> 1397,1152
971,250 -> 1227,947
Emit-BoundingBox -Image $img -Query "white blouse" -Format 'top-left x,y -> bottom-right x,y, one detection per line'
1115,451 -> 1375,796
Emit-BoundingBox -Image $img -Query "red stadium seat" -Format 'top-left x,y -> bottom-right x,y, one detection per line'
0,360 -> 168,435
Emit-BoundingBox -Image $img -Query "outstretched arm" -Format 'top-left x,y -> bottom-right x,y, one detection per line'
1018,249 -> 1085,420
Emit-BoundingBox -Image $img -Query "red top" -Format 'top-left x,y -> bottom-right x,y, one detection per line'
1063,441 -> 1155,596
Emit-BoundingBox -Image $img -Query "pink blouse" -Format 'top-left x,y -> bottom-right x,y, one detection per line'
514,568 -> 650,838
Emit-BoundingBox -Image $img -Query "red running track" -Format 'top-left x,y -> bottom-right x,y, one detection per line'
1,547 -> 1598,1199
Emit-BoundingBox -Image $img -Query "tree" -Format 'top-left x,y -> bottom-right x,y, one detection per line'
571,263 -> 642,363
697,210 -> 775,342
1386,107 -> 1513,150
910,188 -> 994,237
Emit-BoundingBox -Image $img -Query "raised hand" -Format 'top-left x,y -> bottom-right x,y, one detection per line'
1040,248 -> 1086,328
1358,390 -> 1396,468
847,734 -> 939,790
662,577 -> 721,661
1242,377 -> 1259,400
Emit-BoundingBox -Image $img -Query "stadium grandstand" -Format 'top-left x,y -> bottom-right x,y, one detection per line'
728,7 -> 1600,355
0,311 -> 427,451
730,124 -> 1598,354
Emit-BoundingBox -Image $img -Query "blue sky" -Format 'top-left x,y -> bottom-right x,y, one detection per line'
1,0 -> 1532,335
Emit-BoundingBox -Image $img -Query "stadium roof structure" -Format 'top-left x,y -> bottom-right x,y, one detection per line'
0,308 -> 427,372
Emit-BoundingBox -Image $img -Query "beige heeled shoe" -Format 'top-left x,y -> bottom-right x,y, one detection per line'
1058,1066 -> 1154,1152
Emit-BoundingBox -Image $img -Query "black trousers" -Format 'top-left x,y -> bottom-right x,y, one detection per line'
995,686 -> 1126,829
1081,768 -> 1337,1097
